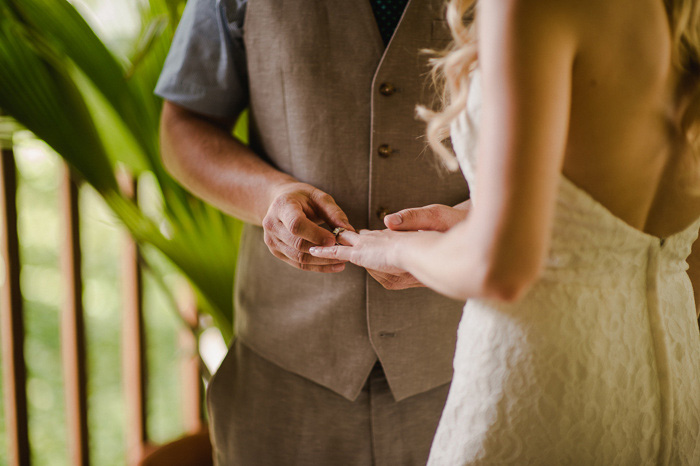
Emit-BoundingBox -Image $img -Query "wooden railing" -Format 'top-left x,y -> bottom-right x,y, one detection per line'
1,135 -> 30,466
0,141 -> 212,465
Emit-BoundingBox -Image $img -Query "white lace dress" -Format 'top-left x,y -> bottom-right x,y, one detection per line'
427,74 -> 700,465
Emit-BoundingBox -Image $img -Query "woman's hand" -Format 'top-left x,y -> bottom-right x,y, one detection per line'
384,201 -> 470,233
309,229 -> 440,275
366,201 -> 471,289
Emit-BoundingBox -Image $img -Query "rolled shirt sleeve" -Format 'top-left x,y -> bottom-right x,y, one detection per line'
155,0 -> 248,119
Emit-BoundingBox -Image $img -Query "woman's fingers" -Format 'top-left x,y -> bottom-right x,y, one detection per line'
384,204 -> 468,232
336,230 -> 360,246
311,229 -> 402,273
309,245 -> 354,261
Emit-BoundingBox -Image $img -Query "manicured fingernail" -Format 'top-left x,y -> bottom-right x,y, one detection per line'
309,247 -> 319,254
386,213 -> 402,226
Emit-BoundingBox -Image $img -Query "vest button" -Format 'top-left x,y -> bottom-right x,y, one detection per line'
378,144 -> 393,158
376,207 -> 390,220
379,82 -> 396,96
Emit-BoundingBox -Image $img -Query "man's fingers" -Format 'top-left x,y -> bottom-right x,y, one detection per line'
270,246 -> 347,272
273,252 -> 347,273
265,229 -> 346,267
279,204 -> 336,246
367,269 -> 424,290
275,226 -> 318,253
311,190 -> 355,231
274,239 -> 346,267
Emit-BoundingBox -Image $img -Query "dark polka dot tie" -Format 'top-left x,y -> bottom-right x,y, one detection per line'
369,0 -> 410,46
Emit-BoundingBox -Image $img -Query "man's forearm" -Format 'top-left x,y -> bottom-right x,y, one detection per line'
159,101 -> 296,225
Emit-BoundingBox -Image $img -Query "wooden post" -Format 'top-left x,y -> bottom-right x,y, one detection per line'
0,137 -> 30,465
118,173 -> 150,465
178,285 -> 205,433
60,164 -> 89,466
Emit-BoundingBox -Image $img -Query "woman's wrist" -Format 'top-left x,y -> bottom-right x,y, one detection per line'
392,231 -> 441,275
388,235 -> 409,272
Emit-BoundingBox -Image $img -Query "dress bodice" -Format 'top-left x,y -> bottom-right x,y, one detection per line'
430,71 -> 700,466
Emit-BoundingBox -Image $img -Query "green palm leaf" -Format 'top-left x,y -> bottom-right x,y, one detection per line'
0,0 -> 242,341
0,15 -> 117,193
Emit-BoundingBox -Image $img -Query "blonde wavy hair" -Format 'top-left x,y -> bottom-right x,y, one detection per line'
419,0 -> 700,172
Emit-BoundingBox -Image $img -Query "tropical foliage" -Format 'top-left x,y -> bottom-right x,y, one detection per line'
0,0 -> 244,341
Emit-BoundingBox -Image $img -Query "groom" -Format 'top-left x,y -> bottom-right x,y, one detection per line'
156,0 -> 469,464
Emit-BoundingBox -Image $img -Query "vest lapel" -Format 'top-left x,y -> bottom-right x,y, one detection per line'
385,0 -> 416,50
359,0 -> 419,66
355,0 -> 385,56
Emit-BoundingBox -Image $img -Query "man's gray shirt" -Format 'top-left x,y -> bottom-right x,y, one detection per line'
155,0 -> 248,118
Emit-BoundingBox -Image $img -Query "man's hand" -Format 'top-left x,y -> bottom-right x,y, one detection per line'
263,182 -> 355,272
365,201 -> 471,289
366,269 -> 423,290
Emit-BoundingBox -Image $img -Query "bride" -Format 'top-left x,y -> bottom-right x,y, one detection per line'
311,0 -> 700,464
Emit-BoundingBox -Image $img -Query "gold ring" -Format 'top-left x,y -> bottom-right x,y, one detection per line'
332,227 -> 346,244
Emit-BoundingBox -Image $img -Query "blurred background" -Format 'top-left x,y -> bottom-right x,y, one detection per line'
2,131 -> 186,465
0,0 -> 242,464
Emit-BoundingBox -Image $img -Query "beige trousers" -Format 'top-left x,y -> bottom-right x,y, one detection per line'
206,341 -> 450,465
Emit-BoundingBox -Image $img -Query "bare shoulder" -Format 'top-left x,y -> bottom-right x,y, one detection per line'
476,0 -> 586,70
478,0 -> 670,77
477,0 -> 588,28
476,0 -> 588,52
477,0 -> 640,46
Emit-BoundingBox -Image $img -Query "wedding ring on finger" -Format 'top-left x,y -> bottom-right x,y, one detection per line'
332,227 -> 346,245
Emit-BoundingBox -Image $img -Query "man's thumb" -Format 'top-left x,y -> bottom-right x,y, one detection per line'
312,191 -> 355,231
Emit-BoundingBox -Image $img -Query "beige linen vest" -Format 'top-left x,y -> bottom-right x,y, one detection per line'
236,0 -> 469,401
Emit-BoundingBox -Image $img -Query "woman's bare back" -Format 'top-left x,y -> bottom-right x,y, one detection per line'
563,0 -> 698,238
